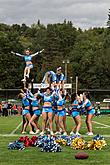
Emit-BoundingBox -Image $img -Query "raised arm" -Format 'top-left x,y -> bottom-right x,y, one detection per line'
11,51 -> 25,57
31,49 -> 44,57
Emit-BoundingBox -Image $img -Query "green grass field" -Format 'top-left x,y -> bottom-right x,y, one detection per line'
0,115 -> 110,165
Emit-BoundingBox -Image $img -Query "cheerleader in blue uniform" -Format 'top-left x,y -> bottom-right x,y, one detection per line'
56,89 -> 67,135
38,87 -> 56,135
11,49 -> 44,81
18,92 -> 36,134
29,93 -> 41,134
70,93 -> 82,135
56,67 -> 65,90
82,92 -> 95,135
42,71 -> 56,90
52,97 -> 60,134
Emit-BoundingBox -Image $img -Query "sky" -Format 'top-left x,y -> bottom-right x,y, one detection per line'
0,0 -> 110,29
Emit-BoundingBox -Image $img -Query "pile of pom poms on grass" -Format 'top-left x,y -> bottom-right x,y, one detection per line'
8,134 -> 107,152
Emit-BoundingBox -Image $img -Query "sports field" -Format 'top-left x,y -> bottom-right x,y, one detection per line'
0,115 -> 110,165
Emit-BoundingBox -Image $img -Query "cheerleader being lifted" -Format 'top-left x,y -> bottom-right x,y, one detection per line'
11,48 -> 44,82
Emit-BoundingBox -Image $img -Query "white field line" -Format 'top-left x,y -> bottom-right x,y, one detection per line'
2,118 -> 110,136
1,134 -> 110,138
95,127 -> 108,128
10,122 -> 22,135
92,121 -> 110,128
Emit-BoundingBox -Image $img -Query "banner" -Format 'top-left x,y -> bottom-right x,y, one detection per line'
33,83 -> 72,89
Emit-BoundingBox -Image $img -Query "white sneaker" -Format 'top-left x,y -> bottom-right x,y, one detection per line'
75,132 -> 81,136
70,131 -> 75,135
26,74 -> 29,78
29,131 -> 36,135
60,128 -> 63,133
87,132 -> 93,136
21,78 -> 26,82
21,131 -> 27,134
40,131 -> 44,136
35,129 -> 40,134
46,128 -> 50,132
50,131 -> 54,136
63,132 -> 67,136
55,131 -> 61,135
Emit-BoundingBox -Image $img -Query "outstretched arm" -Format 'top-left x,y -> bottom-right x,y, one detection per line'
11,51 -> 24,57
31,49 -> 44,57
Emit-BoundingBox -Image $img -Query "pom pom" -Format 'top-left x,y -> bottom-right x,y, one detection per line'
35,135 -> 62,152
71,137 -> 86,150
8,141 -> 25,150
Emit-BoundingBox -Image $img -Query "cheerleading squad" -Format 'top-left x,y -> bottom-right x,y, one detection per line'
12,48 -> 95,136
18,78 -> 95,136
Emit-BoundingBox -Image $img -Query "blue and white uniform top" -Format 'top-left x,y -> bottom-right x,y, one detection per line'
38,90 -> 57,113
31,98 -> 41,116
56,93 -> 66,116
72,100 -> 79,111
22,96 -> 30,108
31,99 -> 39,107
49,71 -> 57,82
38,91 -> 55,108
82,99 -> 93,110
42,71 -> 57,83
82,99 -> 95,115
56,90 -> 66,111
56,73 -> 65,83
21,95 -> 31,116
15,52 -> 39,62
71,99 -> 81,117
22,90 -> 36,107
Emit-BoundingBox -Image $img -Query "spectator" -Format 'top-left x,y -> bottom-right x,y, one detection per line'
0,102 -> 2,116
7,102 -> 12,116
17,105 -> 22,115
12,104 -> 17,115
2,102 -> 8,117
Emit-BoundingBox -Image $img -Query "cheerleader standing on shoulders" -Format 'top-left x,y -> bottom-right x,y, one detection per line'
11,49 -> 44,81
82,92 -> 95,135
56,67 -> 65,90
70,93 -> 82,136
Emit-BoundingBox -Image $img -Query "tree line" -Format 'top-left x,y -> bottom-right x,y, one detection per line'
0,20 -> 110,89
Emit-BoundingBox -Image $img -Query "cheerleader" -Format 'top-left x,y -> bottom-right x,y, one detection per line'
70,93 -> 82,135
56,67 -> 65,90
29,93 -> 41,134
11,49 -> 44,81
18,92 -> 36,134
52,96 -> 60,134
56,89 -> 67,135
38,87 -> 56,135
82,92 -> 95,135
42,71 -> 56,90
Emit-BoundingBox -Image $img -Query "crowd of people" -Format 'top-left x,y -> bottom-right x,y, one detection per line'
0,101 -> 22,116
